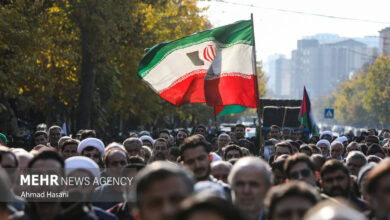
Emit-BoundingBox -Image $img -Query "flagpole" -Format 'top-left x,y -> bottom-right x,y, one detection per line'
251,14 -> 264,158
213,106 -> 219,134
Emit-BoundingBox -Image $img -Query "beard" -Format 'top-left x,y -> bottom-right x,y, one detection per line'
154,152 -> 166,161
328,183 -> 350,198
195,165 -> 211,181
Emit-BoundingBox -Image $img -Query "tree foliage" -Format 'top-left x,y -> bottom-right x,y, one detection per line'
0,0 -> 268,134
363,56 -> 390,126
327,56 -> 390,127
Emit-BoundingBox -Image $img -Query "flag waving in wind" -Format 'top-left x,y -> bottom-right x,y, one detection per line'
298,87 -> 319,135
137,20 -> 258,110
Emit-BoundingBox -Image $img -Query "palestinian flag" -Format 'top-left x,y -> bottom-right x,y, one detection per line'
214,105 -> 247,117
298,87 -> 319,135
137,20 -> 258,109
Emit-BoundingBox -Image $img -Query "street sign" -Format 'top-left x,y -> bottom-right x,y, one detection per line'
324,108 -> 334,119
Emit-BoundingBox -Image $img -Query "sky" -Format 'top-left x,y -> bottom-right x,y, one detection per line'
197,0 -> 390,62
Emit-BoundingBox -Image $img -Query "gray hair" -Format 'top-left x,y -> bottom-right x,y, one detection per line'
218,133 -> 231,141
211,160 -> 232,169
48,125 -> 62,134
346,142 -> 361,152
330,141 -> 344,150
228,157 -> 272,187
346,151 -> 367,164
123,137 -> 142,147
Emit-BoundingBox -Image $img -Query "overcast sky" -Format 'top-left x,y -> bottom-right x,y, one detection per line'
198,0 -> 390,62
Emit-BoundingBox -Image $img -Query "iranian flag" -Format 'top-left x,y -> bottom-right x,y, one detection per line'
137,20 -> 258,109
298,87 -> 319,135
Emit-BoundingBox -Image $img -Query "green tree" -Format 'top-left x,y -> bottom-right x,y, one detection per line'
363,55 -> 390,126
0,0 -> 79,126
331,69 -> 376,127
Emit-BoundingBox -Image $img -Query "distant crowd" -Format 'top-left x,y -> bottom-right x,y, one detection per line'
0,123 -> 389,220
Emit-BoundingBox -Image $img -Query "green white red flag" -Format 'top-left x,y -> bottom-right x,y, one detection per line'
298,87 -> 319,135
137,20 -> 258,111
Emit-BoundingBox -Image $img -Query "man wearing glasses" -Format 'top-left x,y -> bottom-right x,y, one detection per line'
77,137 -> 105,168
284,153 -> 317,187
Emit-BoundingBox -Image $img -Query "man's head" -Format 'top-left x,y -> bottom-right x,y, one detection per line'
0,147 -> 18,184
175,128 -> 188,146
58,136 -> 71,151
104,148 -> 128,169
159,129 -> 171,142
195,125 -> 207,138
28,150 -> 64,169
48,125 -> 62,148
320,131 -> 333,142
265,182 -> 320,220
77,138 -> 105,165
299,145 -> 313,156
311,154 -> 326,172
228,157 -> 272,216
274,142 -> 293,158
233,124 -> 246,140
365,158 -> 390,220
217,133 -> 231,150
123,137 -> 142,157
140,136 -> 154,148
367,144 -> 386,159
79,129 -> 96,141
291,128 -> 303,141
316,139 -> 330,158
211,161 -> 232,184
330,141 -> 343,160
65,156 -> 100,199
365,135 -> 380,147
153,138 -> 169,161
304,199 -> 367,220
135,161 -> 194,220
270,125 -> 282,140
346,151 -> 367,176
272,158 -> 287,185
223,144 -> 243,161
141,146 -> 152,163
284,153 -> 316,186
345,142 -> 360,156
34,131 -> 48,146
60,139 -> 79,160
28,150 -> 65,196
180,135 -> 211,181
320,159 -> 350,198
368,129 -> 378,136
282,128 -> 291,140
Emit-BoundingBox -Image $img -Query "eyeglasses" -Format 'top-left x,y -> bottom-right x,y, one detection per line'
290,168 -> 312,179
84,153 -> 100,159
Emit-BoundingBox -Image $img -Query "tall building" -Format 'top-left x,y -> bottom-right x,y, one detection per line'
275,57 -> 291,97
264,54 -> 286,96
290,38 -> 376,99
379,27 -> 390,55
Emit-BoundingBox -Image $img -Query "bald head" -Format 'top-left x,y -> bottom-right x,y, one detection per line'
228,157 -> 272,186
211,161 -> 232,183
228,157 -> 272,218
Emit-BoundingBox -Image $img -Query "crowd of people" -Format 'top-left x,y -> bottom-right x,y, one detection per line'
0,123 -> 389,220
